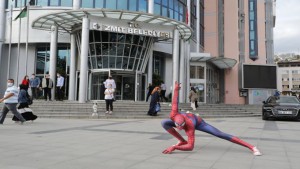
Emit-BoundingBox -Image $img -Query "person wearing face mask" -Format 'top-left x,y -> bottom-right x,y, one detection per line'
29,74 -> 40,100
41,74 -> 54,101
160,82 -> 262,156
56,73 -> 64,101
0,79 -> 26,124
104,75 -> 116,89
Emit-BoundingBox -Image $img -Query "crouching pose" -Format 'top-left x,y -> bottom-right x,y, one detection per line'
161,82 -> 262,156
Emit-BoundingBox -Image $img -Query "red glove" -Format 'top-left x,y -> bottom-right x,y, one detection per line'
162,146 -> 175,154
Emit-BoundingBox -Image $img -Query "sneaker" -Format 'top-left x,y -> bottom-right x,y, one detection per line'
20,121 -> 26,125
252,147 -> 262,156
109,111 -> 113,114
105,111 -> 109,114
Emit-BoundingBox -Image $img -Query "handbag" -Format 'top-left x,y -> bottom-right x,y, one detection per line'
155,103 -> 161,112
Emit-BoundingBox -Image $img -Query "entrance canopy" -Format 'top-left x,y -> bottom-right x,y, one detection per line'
190,53 -> 237,69
32,9 -> 192,40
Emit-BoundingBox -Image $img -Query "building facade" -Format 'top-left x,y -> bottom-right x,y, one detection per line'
277,61 -> 300,96
0,0 -> 275,104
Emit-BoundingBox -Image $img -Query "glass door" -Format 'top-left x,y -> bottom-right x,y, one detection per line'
122,76 -> 135,100
90,71 -> 109,100
191,83 -> 205,103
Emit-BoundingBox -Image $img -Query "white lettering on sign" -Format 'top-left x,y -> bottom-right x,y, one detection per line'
93,23 -> 171,39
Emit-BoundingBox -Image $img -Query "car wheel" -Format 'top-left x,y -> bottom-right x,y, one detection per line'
262,112 -> 268,120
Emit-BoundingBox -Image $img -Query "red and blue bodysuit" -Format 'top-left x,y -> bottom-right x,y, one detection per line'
161,82 -> 262,156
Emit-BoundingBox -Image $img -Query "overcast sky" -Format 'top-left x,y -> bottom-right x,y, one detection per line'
274,0 -> 300,54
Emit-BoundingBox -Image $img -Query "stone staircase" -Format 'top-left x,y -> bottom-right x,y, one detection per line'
1,100 -> 262,119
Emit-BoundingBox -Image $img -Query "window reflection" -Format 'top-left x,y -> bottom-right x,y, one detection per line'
86,31 -> 153,71
154,0 -> 187,22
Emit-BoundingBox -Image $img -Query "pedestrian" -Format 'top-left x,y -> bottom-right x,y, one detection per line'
146,83 -> 154,102
12,84 -> 37,122
104,84 -> 115,114
29,74 -> 40,100
21,75 -> 30,91
147,86 -> 160,116
160,81 -> 168,102
0,79 -> 26,124
161,82 -> 262,156
104,75 -> 116,89
41,74 -> 53,101
56,73 -> 64,101
189,87 -> 198,110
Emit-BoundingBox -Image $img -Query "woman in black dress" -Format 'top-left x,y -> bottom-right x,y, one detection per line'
147,87 -> 161,116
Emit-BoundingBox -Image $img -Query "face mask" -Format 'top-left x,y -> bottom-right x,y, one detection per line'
7,83 -> 13,87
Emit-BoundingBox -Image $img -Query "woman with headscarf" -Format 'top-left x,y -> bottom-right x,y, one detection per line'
12,84 -> 37,122
147,86 -> 161,116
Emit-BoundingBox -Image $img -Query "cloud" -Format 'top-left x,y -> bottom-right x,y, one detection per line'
274,0 -> 300,54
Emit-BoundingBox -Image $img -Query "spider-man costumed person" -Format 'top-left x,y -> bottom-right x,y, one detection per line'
161,82 -> 262,156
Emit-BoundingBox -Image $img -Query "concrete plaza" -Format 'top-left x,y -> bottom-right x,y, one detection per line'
1,117 -> 299,169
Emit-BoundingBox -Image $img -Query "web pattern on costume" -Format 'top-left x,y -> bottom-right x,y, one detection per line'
161,82 -> 256,154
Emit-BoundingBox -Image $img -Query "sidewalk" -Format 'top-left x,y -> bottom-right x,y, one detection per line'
1,117 -> 299,169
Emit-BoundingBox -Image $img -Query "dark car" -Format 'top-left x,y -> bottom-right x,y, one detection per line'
262,96 -> 300,120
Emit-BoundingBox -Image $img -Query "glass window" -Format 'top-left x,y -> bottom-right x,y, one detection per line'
162,0 -> 167,6
109,57 -> 116,68
138,0 -> 147,12
106,0 -> 117,9
154,4 -> 161,15
155,0 -> 160,3
17,0 -> 26,7
162,6 -> 168,17
169,0 -> 174,9
190,66 -> 196,78
82,0 -> 93,8
50,0 -> 59,6
250,31 -> 255,40
95,0 -> 104,8
61,0 -> 73,7
117,0 -> 128,10
197,66 -> 204,79
37,0 -> 48,6
7,0 -> 15,8
129,0 -> 137,11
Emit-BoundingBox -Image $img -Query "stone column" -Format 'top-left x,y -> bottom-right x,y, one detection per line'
148,0 -> 154,14
68,34 -> 76,100
49,25 -> 58,99
172,29 -> 180,95
73,0 -> 80,10
179,39 -> 186,103
78,17 -> 90,103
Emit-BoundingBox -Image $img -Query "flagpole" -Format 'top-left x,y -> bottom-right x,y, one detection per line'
7,2 -> 13,79
25,2 -> 30,75
16,0 -> 22,85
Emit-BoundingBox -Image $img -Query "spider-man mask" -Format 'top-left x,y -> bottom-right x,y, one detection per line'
174,115 -> 185,130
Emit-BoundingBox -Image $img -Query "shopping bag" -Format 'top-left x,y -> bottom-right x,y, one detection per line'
155,103 -> 161,112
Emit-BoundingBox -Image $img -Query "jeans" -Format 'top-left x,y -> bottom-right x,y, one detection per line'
31,87 -> 38,99
0,103 -> 26,124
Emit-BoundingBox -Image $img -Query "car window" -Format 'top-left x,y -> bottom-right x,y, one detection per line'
279,97 -> 300,103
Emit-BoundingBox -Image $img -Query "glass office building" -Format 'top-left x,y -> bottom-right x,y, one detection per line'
0,0 -> 275,104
